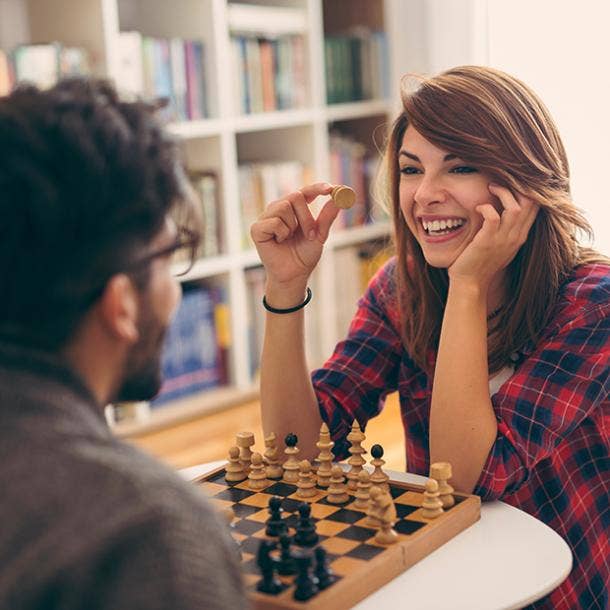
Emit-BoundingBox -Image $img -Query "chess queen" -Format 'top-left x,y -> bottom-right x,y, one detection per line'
251,65 -> 609,610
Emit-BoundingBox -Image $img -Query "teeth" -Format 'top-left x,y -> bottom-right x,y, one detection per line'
422,218 -> 464,233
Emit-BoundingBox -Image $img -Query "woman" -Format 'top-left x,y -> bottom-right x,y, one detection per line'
250,66 -> 609,609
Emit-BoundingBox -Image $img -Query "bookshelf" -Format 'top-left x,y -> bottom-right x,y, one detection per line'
0,0 -> 407,436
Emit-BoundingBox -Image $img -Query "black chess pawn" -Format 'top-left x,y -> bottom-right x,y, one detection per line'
293,550 -> 318,601
265,496 -> 287,537
314,546 -> 337,590
285,432 -> 298,448
256,540 -> 285,595
277,533 -> 296,576
293,502 -> 319,547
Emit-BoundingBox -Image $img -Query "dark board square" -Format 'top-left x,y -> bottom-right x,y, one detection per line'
318,496 -> 350,507
264,482 -> 295,497
345,543 -> 385,560
395,520 -> 425,535
241,536 -> 263,554
336,525 -> 376,541
215,487 -> 255,502
281,498 -> 305,513
325,509 -> 362,524
207,471 -> 230,485
395,504 -> 419,519
232,503 -> 261,518
234,519 -> 265,536
390,485 -> 406,499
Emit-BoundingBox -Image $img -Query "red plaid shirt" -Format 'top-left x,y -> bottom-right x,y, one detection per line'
313,258 -> 609,609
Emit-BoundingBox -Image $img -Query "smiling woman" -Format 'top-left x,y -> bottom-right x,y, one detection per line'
250,65 -> 609,610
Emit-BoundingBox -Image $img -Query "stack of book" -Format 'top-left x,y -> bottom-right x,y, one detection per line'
231,34 -> 307,114
328,132 -> 386,229
0,43 -> 90,93
152,284 -> 229,407
324,30 -> 389,104
116,32 -> 208,121
238,160 -> 314,248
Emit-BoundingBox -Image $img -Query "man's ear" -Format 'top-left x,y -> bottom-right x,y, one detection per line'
96,274 -> 140,343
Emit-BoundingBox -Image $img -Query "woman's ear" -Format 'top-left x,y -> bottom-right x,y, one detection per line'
97,274 -> 140,343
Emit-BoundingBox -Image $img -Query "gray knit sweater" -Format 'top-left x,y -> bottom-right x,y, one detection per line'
0,342 -> 248,610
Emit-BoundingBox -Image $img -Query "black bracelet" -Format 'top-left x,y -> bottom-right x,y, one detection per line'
262,287 -> 312,314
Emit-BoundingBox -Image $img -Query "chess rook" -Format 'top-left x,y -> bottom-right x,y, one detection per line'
236,431 -> 255,474
430,461 -> 455,508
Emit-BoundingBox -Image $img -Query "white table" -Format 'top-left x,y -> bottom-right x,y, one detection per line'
181,462 -> 572,610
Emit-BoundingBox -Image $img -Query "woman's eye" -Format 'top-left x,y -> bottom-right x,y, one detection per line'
400,166 -> 420,175
450,166 -> 478,174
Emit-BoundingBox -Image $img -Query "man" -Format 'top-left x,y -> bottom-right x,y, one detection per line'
0,78 -> 246,609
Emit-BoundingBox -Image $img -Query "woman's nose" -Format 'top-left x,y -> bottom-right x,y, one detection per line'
414,175 -> 447,207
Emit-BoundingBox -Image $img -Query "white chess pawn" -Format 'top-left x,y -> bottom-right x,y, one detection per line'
248,452 -> 269,491
225,446 -> 247,482
296,459 -> 317,499
421,478 -> 444,519
430,462 -> 455,508
326,465 -> 349,504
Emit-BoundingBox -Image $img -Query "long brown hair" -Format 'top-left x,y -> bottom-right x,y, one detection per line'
380,65 -> 607,374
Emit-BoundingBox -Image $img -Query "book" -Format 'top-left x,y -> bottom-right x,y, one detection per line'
169,38 -> 188,120
12,43 -> 60,89
152,285 -> 222,406
189,171 -> 223,257
116,31 -> 144,97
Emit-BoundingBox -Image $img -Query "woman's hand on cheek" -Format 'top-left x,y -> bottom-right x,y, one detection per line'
448,184 -> 539,289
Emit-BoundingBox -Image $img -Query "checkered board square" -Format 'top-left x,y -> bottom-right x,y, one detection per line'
194,467 -> 481,610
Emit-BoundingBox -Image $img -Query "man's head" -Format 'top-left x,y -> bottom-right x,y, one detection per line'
0,78 -> 200,401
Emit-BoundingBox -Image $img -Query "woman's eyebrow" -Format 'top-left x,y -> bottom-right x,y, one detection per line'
399,151 -> 458,162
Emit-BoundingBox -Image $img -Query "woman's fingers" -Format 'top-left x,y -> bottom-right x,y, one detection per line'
488,184 -> 539,244
250,215 -> 293,244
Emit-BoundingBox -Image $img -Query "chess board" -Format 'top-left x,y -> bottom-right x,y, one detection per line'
195,466 -> 481,609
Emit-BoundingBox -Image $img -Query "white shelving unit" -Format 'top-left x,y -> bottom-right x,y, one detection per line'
0,0 -> 407,435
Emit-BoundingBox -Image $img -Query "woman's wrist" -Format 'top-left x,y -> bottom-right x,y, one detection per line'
264,280 -> 309,310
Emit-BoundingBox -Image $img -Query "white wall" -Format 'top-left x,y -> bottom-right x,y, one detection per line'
403,0 -> 610,254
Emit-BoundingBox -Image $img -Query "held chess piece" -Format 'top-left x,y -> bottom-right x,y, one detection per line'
293,550 -> 318,601
282,433 -> 300,483
326,465 -> 349,504
354,469 -> 372,510
293,502 -> 319,547
430,461 -> 455,508
296,460 -> 317,499
248,452 -> 269,491
236,431 -> 255,474
256,539 -> 285,595
264,432 -> 283,480
314,546 -> 338,590
315,422 -> 334,488
266,496 -> 288,537
369,444 -> 390,493
277,533 -> 297,576
421,478 -> 444,519
331,184 -> 356,209
372,489 -> 399,545
346,420 -> 367,491
225,446 -> 247,482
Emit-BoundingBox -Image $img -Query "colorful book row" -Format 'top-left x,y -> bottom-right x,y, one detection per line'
231,34 -> 307,114
0,44 -> 90,95
324,31 -> 389,104
116,32 -> 208,122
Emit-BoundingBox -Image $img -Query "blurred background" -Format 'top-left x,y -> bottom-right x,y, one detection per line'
1,0 -> 607,471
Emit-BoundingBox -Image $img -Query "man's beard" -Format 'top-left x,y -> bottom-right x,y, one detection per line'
115,313 -> 168,402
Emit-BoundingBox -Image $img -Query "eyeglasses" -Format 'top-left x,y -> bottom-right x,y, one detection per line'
126,226 -> 200,278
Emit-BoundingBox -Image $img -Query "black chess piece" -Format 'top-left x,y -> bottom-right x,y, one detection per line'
285,432 -> 298,448
293,550 -> 318,601
371,443 -> 384,459
314,546 -> 337,589
293,502 -> 318,547
277,533 -> 296,576
256,540 -> 285,595
265,496 -> 287,537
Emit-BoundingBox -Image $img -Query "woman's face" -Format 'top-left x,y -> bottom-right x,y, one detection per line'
398,125 -> 500,269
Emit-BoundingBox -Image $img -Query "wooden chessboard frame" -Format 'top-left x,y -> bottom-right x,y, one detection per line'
195,465 -> 481,610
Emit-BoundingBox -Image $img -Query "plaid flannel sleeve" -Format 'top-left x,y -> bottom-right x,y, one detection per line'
475,302 -> 610,501
312,260 -> 404,460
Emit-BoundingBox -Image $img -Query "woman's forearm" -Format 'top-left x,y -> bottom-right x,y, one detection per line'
259,282 -> 322,460
429,280 -> 498,493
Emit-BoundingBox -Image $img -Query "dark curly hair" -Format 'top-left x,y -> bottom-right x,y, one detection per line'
0,77 -> 198,350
